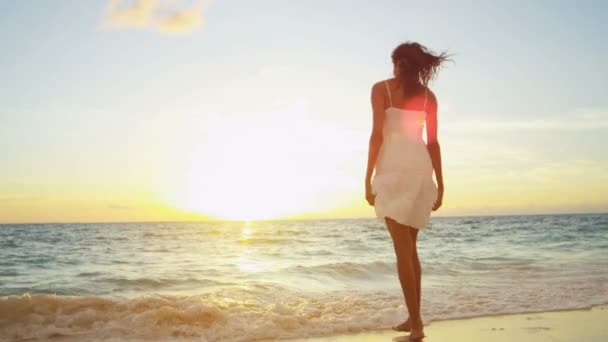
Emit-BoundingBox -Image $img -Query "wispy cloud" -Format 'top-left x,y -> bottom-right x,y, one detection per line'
108,204 -> 133,210
446,107 -> 608,131
0,195 -> 41,203
157,3 -> 205,33
105,0 -> 157,28
104,0 -> 207,34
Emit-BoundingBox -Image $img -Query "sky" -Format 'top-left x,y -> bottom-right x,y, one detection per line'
1,0 -> 607,223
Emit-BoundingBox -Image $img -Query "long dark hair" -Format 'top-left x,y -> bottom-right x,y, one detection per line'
391,42 -> 450,96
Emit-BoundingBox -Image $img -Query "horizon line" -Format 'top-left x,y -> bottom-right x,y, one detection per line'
1,211 -> 606,226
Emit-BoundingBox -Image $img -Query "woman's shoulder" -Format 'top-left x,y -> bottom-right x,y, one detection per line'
424,86 -> 437,105
371,79 -> 390,98
372,78 -> 396,87
372,79 -> 390,89
371,79 -> 397,98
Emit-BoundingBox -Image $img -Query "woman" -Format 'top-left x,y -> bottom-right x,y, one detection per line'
365,42 -> 448,340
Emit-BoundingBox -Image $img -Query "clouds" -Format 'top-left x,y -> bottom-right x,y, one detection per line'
105,0 -> 156,28
104,0 -> 207,34
157,3 -> 205,33
444,107 -> 608,132
108,204 -> 133,210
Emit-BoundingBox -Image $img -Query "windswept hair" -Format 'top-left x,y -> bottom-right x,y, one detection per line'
391,42 -> 451,95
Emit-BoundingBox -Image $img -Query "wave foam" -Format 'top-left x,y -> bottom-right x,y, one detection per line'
2,281 -> 607,342
0,291 -> 402,341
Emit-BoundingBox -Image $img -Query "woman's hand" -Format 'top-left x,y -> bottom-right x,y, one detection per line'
433,185 -> 444,211
365,182 -> 375,206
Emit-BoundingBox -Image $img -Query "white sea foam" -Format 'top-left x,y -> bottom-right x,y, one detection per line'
1,280 -> 607,342
1,291 -> 401,341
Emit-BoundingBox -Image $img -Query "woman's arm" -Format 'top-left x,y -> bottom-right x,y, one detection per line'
425,91 -> 444,210
365,82 -> 386,206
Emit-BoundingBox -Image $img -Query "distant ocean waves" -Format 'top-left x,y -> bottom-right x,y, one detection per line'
1,215 -> 608,340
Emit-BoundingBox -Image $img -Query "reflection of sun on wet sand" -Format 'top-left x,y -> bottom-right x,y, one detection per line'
285,306 -> 608,342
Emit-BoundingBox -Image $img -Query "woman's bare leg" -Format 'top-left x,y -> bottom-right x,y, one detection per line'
411,227 -> 421,308
395,227 -> 422,331
386,217 -> 424,339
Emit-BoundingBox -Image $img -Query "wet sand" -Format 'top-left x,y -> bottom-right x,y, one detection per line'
287,305 -> 608,342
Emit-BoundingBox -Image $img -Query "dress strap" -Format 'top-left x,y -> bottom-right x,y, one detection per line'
384,81 -> 392,107
423,87 -> 428,110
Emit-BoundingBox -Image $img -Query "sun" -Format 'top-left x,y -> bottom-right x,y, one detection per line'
161,114 -> 344,221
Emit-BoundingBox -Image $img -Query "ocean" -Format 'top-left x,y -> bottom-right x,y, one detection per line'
1,214 -> 607,341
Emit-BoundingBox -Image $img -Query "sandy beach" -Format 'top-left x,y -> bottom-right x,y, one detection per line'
286,306 -> 608,342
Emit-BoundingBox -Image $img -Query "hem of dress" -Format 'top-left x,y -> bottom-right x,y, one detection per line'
374,214 -> 426,230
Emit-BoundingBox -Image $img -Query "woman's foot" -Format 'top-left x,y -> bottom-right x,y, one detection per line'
392,318 -> 425,333
392,319 -> 412,332
409,322 -> 425,341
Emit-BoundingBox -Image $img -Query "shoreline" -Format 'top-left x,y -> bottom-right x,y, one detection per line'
281,305 -> 608,342
3,303 -> 606,341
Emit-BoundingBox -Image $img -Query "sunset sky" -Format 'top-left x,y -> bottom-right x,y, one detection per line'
1,0 -> 607,223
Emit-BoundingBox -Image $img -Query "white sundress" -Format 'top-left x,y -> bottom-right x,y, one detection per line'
372,81 -> 438,229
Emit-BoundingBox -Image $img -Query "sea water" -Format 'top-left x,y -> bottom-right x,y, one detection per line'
1,214 -> 607,341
